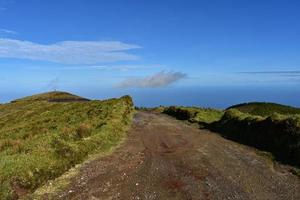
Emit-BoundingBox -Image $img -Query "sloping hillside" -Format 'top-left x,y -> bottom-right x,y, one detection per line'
227,102 -> 300,117
0,92 -> 134,199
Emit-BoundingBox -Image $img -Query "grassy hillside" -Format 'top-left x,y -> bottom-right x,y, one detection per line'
0,92 -> 134,199
227,102 -> 300,117
163,106 -> 224,125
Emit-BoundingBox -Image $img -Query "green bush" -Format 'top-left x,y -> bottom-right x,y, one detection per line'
163,106 -> 223,124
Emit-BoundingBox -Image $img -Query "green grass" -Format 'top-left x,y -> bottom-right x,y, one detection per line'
227,102 -> 300,117
163,106 -> 224,124
0,92 -> 134,199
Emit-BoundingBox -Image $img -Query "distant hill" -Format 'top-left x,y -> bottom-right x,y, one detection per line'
227,102 -> 300,116
11,91 -> 90,103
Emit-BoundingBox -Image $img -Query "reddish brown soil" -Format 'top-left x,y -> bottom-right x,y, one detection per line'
41,112 -> 300,200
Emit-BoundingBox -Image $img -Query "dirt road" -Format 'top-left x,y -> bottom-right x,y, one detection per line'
42,112 -> 300,200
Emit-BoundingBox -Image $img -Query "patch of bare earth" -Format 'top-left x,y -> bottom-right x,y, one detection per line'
39,112 -> 300,200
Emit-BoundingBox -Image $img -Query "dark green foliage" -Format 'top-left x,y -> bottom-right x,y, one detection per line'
227,102 -> 300,117
212,109 -> 300,166
163,106 -> 196,120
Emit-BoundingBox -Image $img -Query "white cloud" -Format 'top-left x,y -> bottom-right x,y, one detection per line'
117,71 -> 186,88
0,38 -> 141,64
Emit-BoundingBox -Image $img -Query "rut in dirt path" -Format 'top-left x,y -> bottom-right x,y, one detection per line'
43,111 -> 300,200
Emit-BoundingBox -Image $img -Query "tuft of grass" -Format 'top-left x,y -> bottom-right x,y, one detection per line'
0,92 -> 134,199
75,123 -> 92,138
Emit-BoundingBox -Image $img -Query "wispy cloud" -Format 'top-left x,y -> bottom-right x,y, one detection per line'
85,64 -> 164,71
0,4 -> 6,11
0,29 -> 17,35
0,0 -> 13,11
240,70 -> 300,75
116,71 -> 186,88
22,64 -> 163,71
238,70 -> 300,84
0,39 -> 141,64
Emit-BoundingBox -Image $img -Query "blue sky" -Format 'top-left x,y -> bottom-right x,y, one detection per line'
0,0 -> 300,107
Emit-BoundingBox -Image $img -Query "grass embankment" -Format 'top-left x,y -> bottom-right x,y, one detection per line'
211,109 -> 300,167
162,103 -> 300,170
162,106 -> 224,124
0,92 -> 134,199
